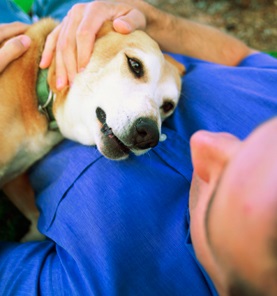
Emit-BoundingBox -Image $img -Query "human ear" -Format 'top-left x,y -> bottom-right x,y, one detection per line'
190,131 -> 240,182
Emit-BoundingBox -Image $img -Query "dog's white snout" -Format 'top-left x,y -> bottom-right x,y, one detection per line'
133,117 -> 159,150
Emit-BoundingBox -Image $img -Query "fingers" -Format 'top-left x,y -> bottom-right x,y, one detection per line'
39,24 -> 61,69
75,5 -> 104,73
41,4 -> 88,89
113,8 -> 146,34
55,14 -> 81,88
0,22 -> 30,43
0,35 -> 31,72
40,1 -> 147,90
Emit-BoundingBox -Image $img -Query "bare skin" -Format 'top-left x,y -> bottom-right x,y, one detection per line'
38,3 -> 275,294
39,0 -> 257,90
1,3 -> 276,294
189,119 -> 277,295
0,22 -> 31,71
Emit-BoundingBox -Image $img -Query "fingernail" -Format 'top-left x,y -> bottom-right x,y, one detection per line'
113,19 -> 132,33
19,35 -> 31,48
118,19 -> 132,31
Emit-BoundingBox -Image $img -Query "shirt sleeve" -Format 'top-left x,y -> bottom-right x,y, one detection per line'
164,52 -> 277,141
238,52 -> 277,68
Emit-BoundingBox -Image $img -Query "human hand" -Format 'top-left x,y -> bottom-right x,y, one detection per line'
40,1 -> 146,90
0,22 -> 31,72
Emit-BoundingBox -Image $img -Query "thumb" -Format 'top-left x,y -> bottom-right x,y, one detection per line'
0,35 -> 31,72
113,9 -> 146,34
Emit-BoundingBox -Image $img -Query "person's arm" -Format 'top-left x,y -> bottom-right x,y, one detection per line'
39,1 -> 146,89
115,0 -> 257,66
0,22 -> 31,72
40,0 -> 256,90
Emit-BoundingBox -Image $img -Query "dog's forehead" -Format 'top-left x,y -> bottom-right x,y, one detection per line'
117,30 -> 161,51
83,29 -> 181,101
90,31 -> 169,82
95,29 -> 163,59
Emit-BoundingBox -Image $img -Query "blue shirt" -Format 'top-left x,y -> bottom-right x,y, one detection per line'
0,49 -> 277,295
0,0 -> 93,23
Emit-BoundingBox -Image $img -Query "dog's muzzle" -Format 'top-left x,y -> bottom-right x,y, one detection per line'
96,107 -> 159,159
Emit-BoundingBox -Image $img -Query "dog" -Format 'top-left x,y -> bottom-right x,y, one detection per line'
0,18 -> 185,240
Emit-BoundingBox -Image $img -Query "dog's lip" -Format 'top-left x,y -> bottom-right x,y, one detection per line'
102,123 -> 130,153
96,107 -> 130,154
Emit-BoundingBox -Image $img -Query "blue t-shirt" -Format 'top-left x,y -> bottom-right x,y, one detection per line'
0,0 -> 93,23
0,53 -> 277,296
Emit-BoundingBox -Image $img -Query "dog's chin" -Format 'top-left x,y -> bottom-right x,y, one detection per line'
95,107 -> 155,160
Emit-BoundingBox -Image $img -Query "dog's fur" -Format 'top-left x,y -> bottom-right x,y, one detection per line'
0,19 -> 184,240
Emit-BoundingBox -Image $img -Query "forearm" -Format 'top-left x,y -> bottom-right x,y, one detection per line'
40,0 -> 257,89
129,0 -> 256,66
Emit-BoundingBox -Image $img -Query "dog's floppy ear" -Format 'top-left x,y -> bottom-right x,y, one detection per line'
96,21 -> 115,39
164,54 -> 185,76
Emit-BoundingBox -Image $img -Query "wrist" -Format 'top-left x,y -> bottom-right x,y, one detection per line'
130,1 -> 173,49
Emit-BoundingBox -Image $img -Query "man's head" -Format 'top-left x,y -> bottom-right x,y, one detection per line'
189,117 -> 277,296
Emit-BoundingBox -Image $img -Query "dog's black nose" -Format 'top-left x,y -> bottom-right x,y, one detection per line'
133,118 -> 159,150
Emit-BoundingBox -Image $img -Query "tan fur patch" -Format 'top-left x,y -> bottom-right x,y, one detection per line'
96,21 -> 115,39
164,54 -> 186,76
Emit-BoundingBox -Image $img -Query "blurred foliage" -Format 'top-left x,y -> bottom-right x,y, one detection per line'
268,51 -> 277,58
13,0 -> 33,13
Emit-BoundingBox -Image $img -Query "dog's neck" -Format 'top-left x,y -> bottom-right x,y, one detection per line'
36,68 -> 58,130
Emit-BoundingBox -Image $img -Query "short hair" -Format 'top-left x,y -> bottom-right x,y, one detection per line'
227,274 -> 264,296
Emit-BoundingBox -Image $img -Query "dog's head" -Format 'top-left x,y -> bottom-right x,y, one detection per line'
50,22 -> 185,160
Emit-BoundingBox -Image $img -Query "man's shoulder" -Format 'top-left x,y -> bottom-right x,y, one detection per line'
171,52 -> 277,140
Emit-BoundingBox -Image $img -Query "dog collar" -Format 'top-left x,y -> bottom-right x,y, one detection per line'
36,68 -> 58,130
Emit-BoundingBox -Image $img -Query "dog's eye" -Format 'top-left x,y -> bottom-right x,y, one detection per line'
127,56 -> 144,78
161,101 -> 175,113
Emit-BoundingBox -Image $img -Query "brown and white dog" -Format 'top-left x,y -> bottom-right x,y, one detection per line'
0,19 -> 184,240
